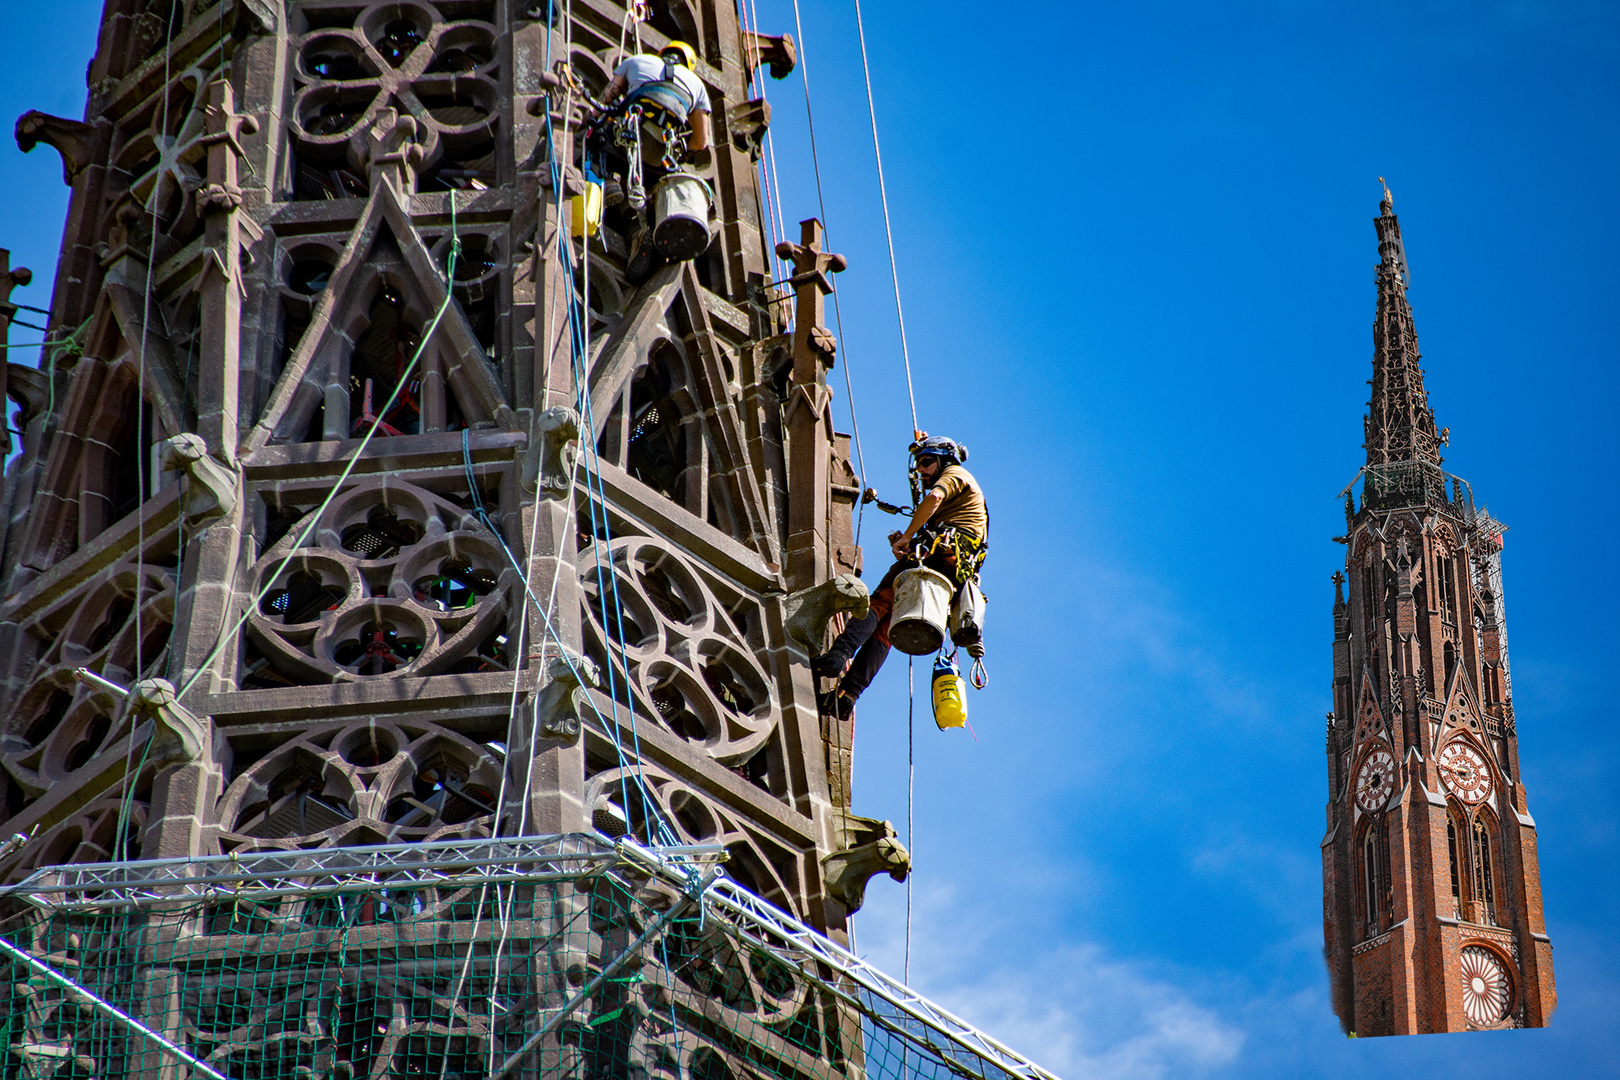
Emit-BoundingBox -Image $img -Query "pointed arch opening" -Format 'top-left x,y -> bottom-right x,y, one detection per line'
622,344 -> 693,505
348,286 -> 423,436
77,360 -> 163,544
1472,809 -> 1500,927
1447,802 -> 1465,920
1357,814 -> 1393,940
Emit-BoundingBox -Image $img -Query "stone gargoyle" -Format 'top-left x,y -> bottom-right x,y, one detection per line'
161,433 -> 239,530
521,406 -> 580,498
820,813 -> 910,914
129,678 -> 211,771
532,650 -> 600,745
784,572 -> 869,653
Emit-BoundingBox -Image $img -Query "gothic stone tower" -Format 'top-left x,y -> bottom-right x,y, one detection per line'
1321,189 -> 1555,1035
0,0 -> 889,1061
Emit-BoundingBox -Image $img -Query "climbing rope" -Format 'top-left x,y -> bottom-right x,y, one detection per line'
788,0 -> 868,544
905,655 -> 914,984
539,24 -> 677,852
852,0 -> 919,435
109,207 -> 464,859
738,0 -> 791,286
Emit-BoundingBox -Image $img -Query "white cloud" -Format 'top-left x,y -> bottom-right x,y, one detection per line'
934,946 -> 1244,1080
852,882 -> 1244,1080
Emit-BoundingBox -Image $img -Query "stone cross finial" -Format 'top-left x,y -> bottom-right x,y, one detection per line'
775,219 -> 846,379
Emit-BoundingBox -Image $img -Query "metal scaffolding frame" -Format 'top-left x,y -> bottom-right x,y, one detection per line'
2,835 -> 1063,1080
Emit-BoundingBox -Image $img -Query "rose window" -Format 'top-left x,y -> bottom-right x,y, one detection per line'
1460,945 -> 1512,1026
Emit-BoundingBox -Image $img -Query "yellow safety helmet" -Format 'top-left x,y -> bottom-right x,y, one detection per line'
660,40 -> 697,69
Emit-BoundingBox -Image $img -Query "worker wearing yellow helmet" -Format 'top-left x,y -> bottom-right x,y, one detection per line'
595,40 -> 711,154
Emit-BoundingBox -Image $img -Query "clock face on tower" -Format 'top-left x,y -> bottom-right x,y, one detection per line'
1438,741 -> 1493,804
1355,748 -> 1397,812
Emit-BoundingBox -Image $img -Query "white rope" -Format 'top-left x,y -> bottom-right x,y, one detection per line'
787,0 -> 867,541
906,654 -> 914,984
740,0 -> 790,286
851,0 -> 918,434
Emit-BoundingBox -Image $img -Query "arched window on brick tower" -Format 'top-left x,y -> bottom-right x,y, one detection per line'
1360,815 -> 1393,938
1472,812 -> 1499,927
1447,809 -> 1464,920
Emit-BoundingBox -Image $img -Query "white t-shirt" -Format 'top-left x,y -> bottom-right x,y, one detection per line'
613,55 -> 711,114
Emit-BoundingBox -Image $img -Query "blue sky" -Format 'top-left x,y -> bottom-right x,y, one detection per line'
3,2 -> 1618,1077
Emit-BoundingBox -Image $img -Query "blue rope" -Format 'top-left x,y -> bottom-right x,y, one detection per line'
531,49 -> 677,849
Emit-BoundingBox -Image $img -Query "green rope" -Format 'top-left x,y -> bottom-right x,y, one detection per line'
174,189 -> 463,701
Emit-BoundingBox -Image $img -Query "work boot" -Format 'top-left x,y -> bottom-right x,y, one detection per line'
626,226 -> 656,284
821,610 -> 878,665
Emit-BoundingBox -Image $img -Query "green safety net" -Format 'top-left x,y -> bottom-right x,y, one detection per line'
0,842 -> 1051,1080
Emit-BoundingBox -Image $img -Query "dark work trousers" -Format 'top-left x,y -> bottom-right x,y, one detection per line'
829,549 -> 959,702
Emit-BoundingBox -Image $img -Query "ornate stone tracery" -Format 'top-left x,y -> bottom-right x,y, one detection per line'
290,0 -> 502,194
214,717 -> 504,852
244,477 -> 515,685
2,0 -> 877,1073
577,534 -> 779,771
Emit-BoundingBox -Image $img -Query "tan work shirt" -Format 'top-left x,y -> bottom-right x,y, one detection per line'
927,464 -> 987,540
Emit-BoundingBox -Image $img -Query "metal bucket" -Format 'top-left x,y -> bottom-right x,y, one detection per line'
651,172 -> 713,260
889,567 -> 954,656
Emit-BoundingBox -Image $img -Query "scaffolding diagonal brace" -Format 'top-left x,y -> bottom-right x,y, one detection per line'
489,864 -> 723,1080
0,934 -> 231,1080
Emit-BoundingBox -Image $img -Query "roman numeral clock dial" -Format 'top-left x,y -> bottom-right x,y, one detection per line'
1355,748 -> 1397,812
1438,741 -> 1494,805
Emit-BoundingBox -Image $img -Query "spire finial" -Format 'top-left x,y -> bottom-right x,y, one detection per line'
1364,187 -> 1442,468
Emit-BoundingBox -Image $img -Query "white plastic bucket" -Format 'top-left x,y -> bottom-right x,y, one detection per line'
889,567 -> 954,656
652,172 -> 713,260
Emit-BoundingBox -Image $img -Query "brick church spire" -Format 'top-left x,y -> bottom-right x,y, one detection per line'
1322,190 -> 1555,1035
1365,181 -> 1443,468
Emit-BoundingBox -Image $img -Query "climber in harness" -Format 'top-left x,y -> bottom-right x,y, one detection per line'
585,41 -> 713,281
814,435 -> 988,719
593,41 -> 712,158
